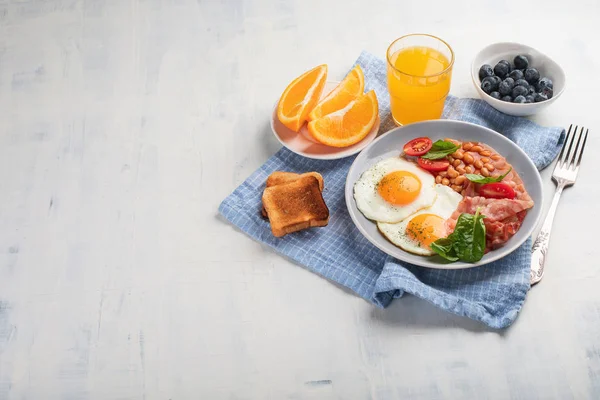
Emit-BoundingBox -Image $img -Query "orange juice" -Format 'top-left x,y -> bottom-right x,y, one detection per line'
387,45 -> 453,125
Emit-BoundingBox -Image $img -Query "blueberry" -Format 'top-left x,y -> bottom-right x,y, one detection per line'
481,80 -> 492,94
528,86 -> 536,95
498,77 -> 515,95
489,91 -> 501,99
534,92 -> 548,102
524,68 -> 540,84
479,64 -> 494,80
514,55 -> 529,70
494,62 -> 511,78
512,85 -> 528,98
508,69 -> 524,80
501,95 -> 513,102
525,95 -> 535,103
540,87 -> 554,99
515,79 -> 529,89
536,77 -> 553,91
481,76 -> 500,93
513,95 -> 527,103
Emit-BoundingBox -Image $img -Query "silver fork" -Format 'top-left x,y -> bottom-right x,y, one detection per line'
530,125 -> 588,285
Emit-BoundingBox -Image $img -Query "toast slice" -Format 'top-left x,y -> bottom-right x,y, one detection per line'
261,171 -> 324,217
262,175 -> 329,237
266,171 -> 324,191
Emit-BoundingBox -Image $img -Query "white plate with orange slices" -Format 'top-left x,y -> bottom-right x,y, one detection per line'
271,64 -> 380,160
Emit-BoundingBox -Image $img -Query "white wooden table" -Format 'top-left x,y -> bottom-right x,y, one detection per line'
1,0 -> 599,398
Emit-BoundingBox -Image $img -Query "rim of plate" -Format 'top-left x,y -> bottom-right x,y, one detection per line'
345,119 -> 544,269
270,80 -> 380,160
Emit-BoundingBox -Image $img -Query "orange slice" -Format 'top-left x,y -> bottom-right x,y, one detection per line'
277,64 -> 328,132
308,65 -> 365,121
307,90 -> 379,148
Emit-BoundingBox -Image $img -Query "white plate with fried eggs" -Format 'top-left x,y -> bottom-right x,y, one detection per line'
345,120 -> 544,269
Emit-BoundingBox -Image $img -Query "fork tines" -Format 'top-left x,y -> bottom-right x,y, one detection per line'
557,124 -> 588,173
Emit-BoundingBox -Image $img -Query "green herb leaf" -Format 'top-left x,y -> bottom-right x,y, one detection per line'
466,168 -> 512,184
420,140 -> 460,160
430,140 -> 458,151
431,208 -> 486,263
430,238 -> 459,261
451,208 -> 486,262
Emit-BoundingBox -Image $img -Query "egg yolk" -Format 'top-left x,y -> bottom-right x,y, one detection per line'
406,214 -> 446,249
377,171 -> 422,205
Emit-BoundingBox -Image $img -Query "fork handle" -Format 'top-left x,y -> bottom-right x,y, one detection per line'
530,181 -> 566,285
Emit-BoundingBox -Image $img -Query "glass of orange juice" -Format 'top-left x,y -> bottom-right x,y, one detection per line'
386,34 -> 454,126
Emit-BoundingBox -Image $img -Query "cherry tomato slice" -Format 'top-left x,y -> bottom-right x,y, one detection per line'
403,137 -> 433,156
479,182 -> 516,199
417,157 -> 450,172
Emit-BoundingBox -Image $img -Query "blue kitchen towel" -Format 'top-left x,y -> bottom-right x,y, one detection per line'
218,51 -> 565,329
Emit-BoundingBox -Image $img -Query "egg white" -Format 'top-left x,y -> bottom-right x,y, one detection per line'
354,157 -> 436,223
377,184 -> 463,256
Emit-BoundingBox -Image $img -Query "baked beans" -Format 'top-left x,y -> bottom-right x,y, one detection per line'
452,150 -> 464,159
433,141 -> 508,195
447,166 -> 458,178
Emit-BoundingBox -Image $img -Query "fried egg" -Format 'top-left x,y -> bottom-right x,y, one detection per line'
354,157 -> 436,223
377,184 -> 463,255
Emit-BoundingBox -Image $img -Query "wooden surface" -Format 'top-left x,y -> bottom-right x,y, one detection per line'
1,0 -> 599,398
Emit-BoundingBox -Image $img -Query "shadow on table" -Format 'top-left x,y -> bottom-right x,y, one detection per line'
369,295 -> 506,335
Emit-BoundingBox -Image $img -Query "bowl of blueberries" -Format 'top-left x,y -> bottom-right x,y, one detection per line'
471,42 -> 566,117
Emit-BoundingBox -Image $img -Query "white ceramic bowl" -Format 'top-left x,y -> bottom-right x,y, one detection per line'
471,42 -> 566,117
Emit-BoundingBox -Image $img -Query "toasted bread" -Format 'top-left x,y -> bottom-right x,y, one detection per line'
266,171 -> 324,191
262,175 -> 329,237
261,171 -> 324,217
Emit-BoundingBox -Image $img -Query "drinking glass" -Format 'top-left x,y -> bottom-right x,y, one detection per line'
386,34 -> 454,126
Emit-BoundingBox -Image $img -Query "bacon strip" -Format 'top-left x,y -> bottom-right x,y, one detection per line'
445,142 -> 534,250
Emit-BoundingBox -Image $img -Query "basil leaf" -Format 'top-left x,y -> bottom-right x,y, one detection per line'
430,140 -> 458,151
466,168 -> 512,184
421,140 -> 460,160
431,209 -> 487,263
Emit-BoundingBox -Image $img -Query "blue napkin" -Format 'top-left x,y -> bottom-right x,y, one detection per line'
219,51 -> 565,329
